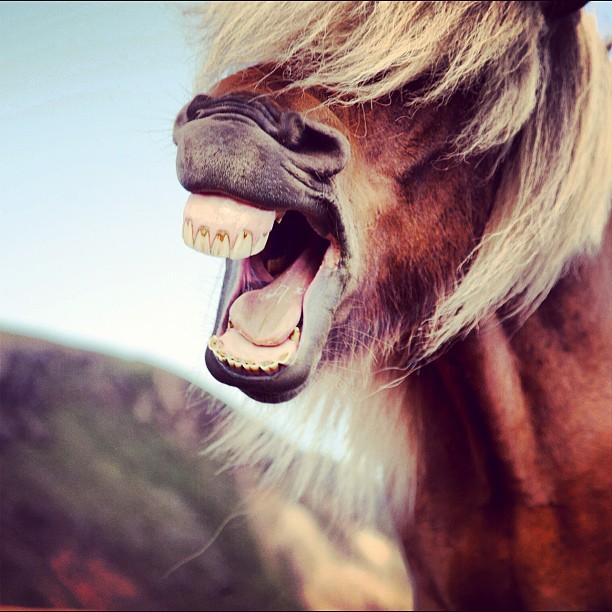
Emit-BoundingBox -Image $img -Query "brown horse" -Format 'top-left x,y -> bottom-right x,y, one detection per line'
173,2 -> 611,609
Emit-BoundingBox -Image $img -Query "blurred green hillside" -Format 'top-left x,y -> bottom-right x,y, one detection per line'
0,331 -> 413,611
0,330 -> 301,611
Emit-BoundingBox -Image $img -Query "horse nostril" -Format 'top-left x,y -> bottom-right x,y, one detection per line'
186,94 -> 213,122
277,111 -> 350,177
299,120 -> 351,177
278,111 -> 306,149
176,92 -> 350,178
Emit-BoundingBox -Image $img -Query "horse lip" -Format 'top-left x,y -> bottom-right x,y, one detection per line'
205,349 -> 310,404
205,251 -> 349,404
175,98 -> 350,242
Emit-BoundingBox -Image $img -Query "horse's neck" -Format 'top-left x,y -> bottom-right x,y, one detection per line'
444,219 -> 611,500
404,220 -> 611,609
502,222 -> 611,496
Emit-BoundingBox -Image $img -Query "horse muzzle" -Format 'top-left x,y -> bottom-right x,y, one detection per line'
173,92 -> 352,403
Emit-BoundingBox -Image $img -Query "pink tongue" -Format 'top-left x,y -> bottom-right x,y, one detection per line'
229,247 -> 319,346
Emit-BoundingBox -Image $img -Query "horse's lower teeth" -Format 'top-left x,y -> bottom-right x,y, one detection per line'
208,329 -> 300,373
211,232 -> 231,257
214,349 -> 281,373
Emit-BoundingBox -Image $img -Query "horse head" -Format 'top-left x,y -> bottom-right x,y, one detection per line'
173,2 -> 611,609
174,66 -> 497,403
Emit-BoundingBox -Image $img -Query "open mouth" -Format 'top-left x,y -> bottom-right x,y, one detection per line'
183,193 -> 347,402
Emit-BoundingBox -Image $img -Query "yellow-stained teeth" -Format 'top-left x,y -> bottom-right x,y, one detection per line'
184,224 -> 270,259
251,231 -> 269,256
208,336 -> 222,350
182,220 -> 194,248
211,232 -> 231,257
208,334 -> 298,373
194,227 -> 211,254
208,336 -> 225,359
291,328 -> 300,342
231,230 -> 253,260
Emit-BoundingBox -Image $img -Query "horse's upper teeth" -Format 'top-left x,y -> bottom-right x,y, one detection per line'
251,232 -> 269,257
182,219 -> 270,259
194,227 -> 210,254
211,231 -> 231,257
232,230 -> 253,259
182,194 -> 275,259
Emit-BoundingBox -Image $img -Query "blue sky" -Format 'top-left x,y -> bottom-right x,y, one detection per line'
1,1 -> 610,401
0,2 -> 229,394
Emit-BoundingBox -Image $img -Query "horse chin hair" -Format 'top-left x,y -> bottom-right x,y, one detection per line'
190,349 -> 419,531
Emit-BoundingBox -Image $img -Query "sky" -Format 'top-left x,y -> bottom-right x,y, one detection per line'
0,1 -> 230,396
1,1 -> 611,405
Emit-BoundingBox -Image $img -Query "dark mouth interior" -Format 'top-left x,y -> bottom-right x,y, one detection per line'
208,209 -> 331,377
246,211 -> 329,290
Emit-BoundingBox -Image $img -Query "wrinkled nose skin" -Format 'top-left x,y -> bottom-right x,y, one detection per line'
173,93 -> 350,236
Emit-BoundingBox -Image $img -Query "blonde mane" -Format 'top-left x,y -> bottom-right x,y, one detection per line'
187,2 -> 612,526
191,0 -> 611,363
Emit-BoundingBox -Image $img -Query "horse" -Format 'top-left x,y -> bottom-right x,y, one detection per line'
173,2 -> 611,609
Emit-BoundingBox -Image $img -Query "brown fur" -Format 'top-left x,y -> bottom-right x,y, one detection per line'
177,3 -> 612,609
